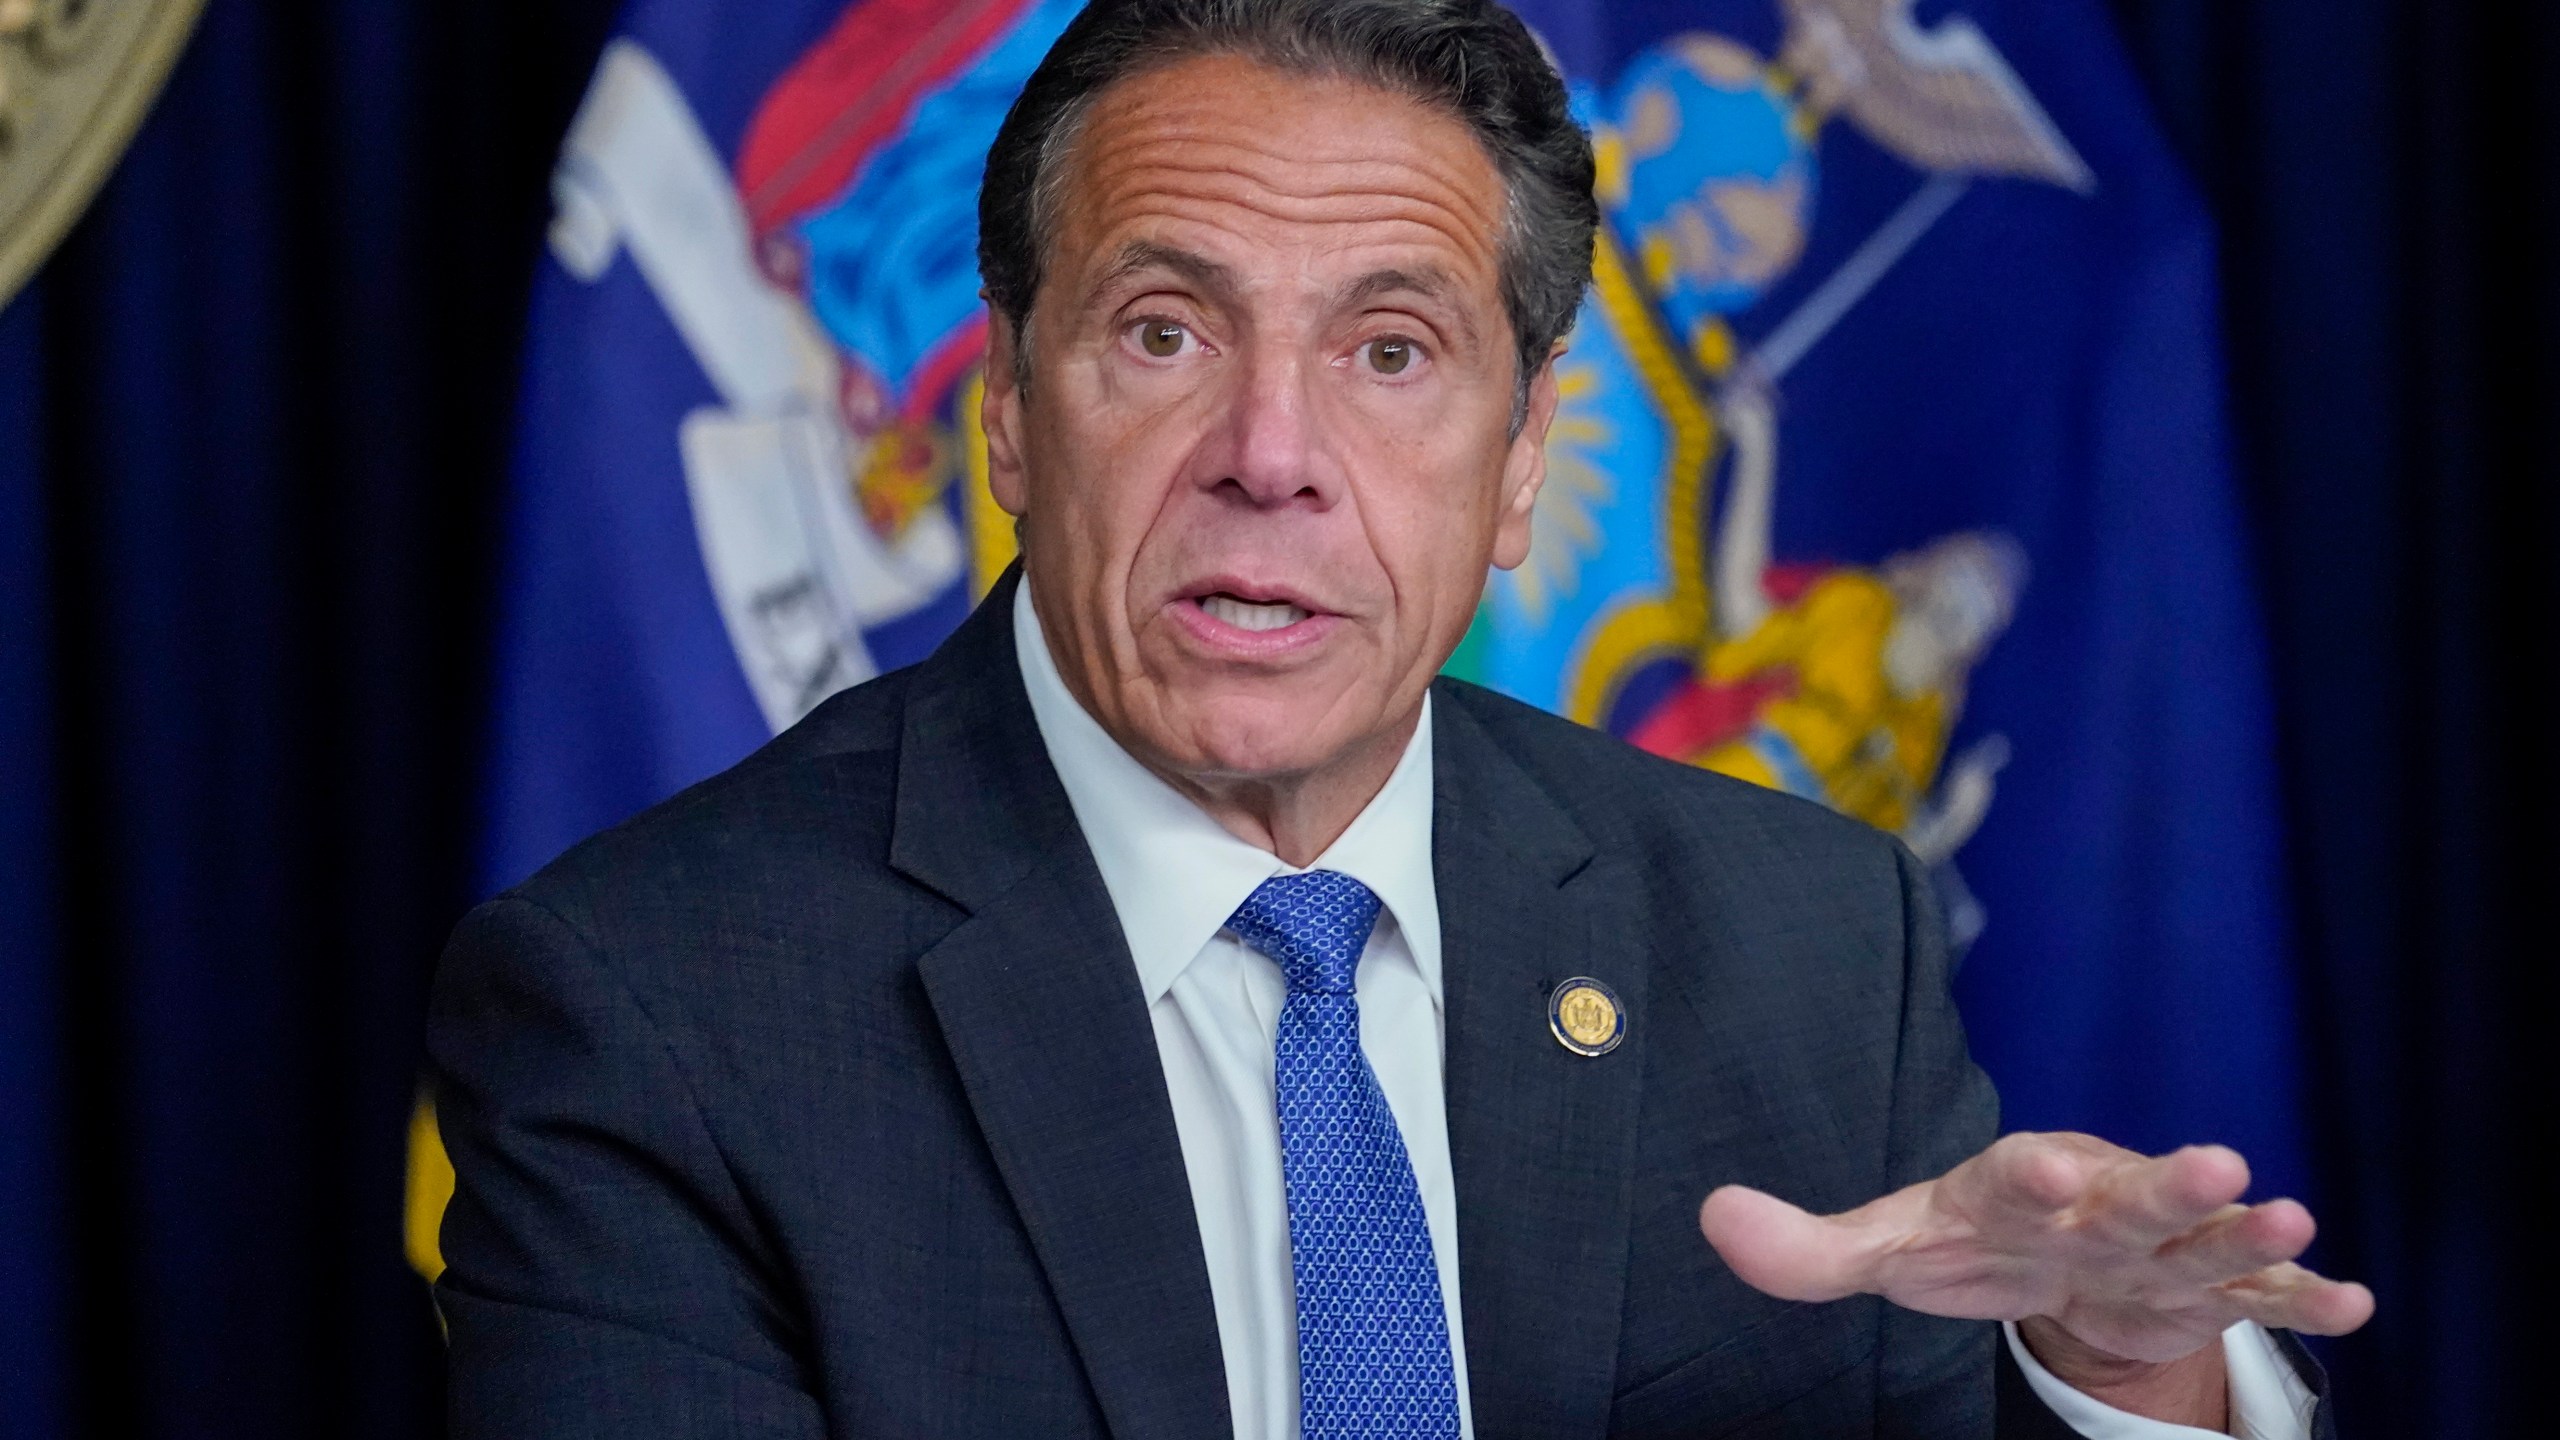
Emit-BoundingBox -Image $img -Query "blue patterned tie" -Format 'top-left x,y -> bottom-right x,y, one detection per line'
1227,871 -> 1462,1439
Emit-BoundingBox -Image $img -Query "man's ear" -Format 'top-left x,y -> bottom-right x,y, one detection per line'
1490,342 -> 1564,573
981,302 -> 1031,518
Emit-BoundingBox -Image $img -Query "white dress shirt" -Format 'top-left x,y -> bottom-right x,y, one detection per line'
1010,581 -> 2310,1440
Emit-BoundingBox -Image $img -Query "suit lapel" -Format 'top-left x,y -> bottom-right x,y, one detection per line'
1435,689 -> 1648,1440
895,575 -> 1231,1440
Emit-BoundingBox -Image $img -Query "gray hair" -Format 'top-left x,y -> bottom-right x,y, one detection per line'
976,0 -> 1597,428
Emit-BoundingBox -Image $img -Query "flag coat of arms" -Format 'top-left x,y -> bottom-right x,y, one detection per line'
455,0 -> 2307,1261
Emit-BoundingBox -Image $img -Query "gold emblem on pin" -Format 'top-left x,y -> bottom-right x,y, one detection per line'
1548,976 -> 1625,1057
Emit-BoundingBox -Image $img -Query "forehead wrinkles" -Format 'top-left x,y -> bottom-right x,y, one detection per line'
1079,155 -> 1504,284
1057,66 -> 1509,289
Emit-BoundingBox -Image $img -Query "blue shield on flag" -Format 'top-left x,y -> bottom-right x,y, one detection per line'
487,0 -> 2308,1199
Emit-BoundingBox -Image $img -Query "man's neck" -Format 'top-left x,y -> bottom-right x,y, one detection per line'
1151,708 -> 1420,868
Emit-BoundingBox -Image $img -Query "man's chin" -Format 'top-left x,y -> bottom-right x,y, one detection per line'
1139,699 -> 1379,784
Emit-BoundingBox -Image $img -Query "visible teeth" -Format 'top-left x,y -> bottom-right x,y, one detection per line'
1200,594 -> 1310,632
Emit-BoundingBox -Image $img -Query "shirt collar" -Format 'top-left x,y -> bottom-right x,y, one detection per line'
1012,579 -> 1441,1007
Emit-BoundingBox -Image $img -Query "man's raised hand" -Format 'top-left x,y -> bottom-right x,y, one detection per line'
1698,1133 -> 2373,1391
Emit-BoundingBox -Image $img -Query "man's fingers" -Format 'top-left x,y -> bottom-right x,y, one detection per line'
2075,1145 -> 2252,1251
1700,1185 -> 1887,1304
2152,1198 -> 2317,1287
1956,1132 -> 2107,1235
1983,1134 -> 2091,1210
1734,1133 -> 2377,1355
2216,1265 -> 2378,1337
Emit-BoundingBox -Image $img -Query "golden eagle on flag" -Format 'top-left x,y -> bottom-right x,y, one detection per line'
1454,3 -> 2091,903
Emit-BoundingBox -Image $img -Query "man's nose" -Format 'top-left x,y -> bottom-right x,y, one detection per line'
1207,344 -> 1339,510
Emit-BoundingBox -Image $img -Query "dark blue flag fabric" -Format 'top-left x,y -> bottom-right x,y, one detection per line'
479,0 -> 2308,1209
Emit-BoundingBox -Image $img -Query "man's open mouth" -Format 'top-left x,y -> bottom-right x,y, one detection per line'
1196,594 -> 1313,632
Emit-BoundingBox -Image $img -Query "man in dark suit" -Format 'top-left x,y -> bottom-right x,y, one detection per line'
429,1 -> 2370,1435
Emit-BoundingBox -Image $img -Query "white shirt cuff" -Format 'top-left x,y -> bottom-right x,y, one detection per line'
2001,1321 -> 2318,1440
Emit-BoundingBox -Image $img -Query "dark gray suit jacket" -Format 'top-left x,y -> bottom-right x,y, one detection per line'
430,572 -> 2322,1438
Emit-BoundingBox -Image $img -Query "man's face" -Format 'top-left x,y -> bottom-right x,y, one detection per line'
983,54 -> 1557,787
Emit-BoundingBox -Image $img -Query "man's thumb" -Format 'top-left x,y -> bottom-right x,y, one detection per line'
1699,1185 -> 1869,1304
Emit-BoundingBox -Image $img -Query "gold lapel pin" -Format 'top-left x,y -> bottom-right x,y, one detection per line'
1548,976 -> 1625,1057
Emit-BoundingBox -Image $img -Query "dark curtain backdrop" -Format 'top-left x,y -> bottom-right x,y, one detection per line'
0,0 -> 621,1434
0,0 -> 2550,1436
2101,0 -> 2560,1434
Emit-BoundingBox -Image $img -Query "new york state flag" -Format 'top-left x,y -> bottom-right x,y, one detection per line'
445,0 -> 2309,1251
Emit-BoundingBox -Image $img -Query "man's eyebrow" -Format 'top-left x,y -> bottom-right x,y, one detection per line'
1340,265 -> 1455,307
1092,241 -> 1239,299
1341,260 -> 1484,348
1340,266 -> 1479,346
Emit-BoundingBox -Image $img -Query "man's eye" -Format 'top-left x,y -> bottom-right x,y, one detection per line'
1137,322 -> 1189,358
1364,337 -> 1416,375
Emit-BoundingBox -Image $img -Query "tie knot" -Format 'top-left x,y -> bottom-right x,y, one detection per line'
1226,870 -> 1382,996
